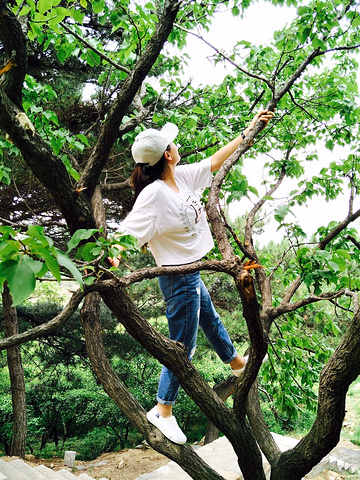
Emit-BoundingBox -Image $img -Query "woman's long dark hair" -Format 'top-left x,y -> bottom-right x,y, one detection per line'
131,145 -> 170,200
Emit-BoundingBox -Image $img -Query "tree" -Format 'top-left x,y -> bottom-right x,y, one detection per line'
2,283 -> 27,457
1,0 -> 360,479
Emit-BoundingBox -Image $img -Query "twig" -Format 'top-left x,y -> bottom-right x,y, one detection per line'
60,22 -> 131,74
174,23 -> 274,90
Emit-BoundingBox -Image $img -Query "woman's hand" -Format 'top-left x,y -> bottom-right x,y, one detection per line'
211,109 -> 274,172
248,110 -> 274,131
108,256 -> 120,268
108,243 -> 126,268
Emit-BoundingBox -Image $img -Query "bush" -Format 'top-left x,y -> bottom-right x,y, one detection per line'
69,428 -> 120,461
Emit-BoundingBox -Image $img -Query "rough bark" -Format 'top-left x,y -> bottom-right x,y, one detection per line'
0,0 -> 27,108
246,380 -> 281,467
2,283 -> 27,458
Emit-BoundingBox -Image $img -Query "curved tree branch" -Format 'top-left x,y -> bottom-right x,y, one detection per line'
0,288 -> 86,351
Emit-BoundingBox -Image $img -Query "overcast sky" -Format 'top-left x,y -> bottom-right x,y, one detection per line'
180,2 -> 360,246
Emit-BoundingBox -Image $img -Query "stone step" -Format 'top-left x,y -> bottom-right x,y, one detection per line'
0,459 -> 99,480
9,459 -> 48,480
0,459 -> 29,480
56,470 -> 78,480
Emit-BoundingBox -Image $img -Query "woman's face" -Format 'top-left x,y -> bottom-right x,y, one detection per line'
169,142 -> 181,164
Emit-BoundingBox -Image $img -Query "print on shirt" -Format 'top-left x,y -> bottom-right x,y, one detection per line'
179,195 -> 204,237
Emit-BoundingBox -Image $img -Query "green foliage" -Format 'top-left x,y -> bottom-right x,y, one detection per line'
0,226 -> 83,305
0,225 -> 140,304
0,369 -> 12,456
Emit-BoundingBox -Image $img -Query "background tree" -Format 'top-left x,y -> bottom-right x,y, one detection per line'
0,0 -> 360,479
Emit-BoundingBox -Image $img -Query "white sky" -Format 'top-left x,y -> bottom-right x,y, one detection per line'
179,2 -> 360,246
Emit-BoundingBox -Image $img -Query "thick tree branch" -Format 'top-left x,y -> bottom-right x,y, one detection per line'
270,289 -> 345,319
0,89 -> 95,233
0,288 -> 86,351
0,0 -> 27,108
318,208 -> 360,250
77,0 -> 182,199
103,258 -> 237,286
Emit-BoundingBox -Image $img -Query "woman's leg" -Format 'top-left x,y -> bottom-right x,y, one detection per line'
156,272 -> 201,405
146,272 -> 201,444
198,279 -> 244,368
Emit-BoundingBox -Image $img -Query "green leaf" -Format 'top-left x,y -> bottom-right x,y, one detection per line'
274,204 -> 291,223
92,0 -> 104,14
0,258 -> 36,306
248,185 -> 259,196
335,249 -> 351,260
67,229 -> 98,253
328,261 -> 340,272
37,0 -> 53,14
353,16 -> 360,27
28,225 -> 53,247
35,246 -> 61,281
192,106 -> 206,115
76,134 -> 90,146
56,250 -> 83,287
72,8 -> 85,23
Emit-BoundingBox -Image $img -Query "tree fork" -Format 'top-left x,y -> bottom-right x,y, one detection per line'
270,309 -> 360,479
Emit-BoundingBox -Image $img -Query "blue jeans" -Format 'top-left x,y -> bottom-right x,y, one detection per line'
157,271 -> 238,405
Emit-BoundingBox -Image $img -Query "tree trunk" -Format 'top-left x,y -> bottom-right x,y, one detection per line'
0,0 -> 27,108
246,380 -> 281,467
2,283 -> 27,458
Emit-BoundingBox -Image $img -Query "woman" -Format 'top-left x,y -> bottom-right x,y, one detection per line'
110,110 -> 274,444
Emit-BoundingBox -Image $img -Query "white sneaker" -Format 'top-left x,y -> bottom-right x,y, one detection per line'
146,406 -> 187,444
231,355 -> 249,377
232,354 -> 268,377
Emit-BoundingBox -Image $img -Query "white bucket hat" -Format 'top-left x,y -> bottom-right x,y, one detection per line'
131,123 -> 178,166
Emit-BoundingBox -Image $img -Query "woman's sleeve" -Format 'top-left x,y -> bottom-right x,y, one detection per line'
176,157 -> 212,191
116,192 -> 159,247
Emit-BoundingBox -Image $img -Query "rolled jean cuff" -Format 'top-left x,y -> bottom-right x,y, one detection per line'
223,350 -> 239,364
157,396 -> 176,406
